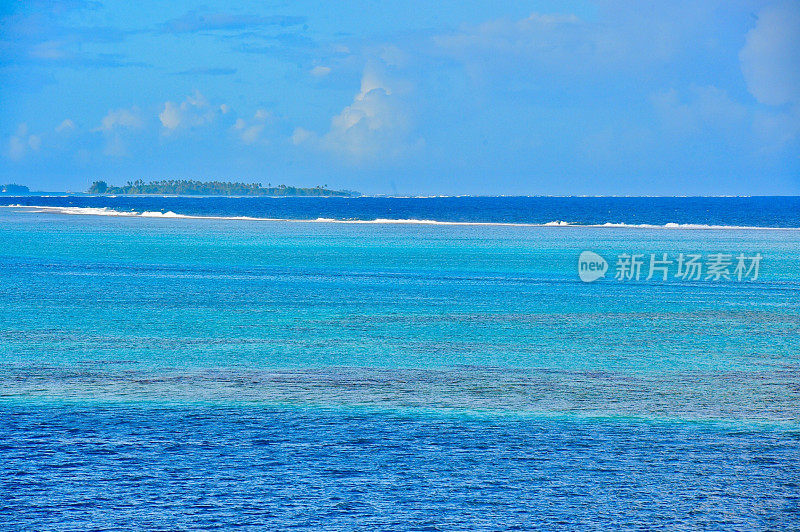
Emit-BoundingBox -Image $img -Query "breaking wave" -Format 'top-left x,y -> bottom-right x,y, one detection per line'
4,204 -> 798,230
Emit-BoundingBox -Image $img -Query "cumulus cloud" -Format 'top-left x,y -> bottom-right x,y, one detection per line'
233,109 -> 276,145
294,70 -> 420,163
93,107 -> 143,157
739,3 -> 800,150
291,127 -> 314,145
95,107 -> 143,132
159,103 -> 182,130
159,91 -> 221,132
740,3 -> 800,106
6,124 -> 41,161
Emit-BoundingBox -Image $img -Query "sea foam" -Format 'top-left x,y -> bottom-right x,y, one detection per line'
4,204 -> 798,230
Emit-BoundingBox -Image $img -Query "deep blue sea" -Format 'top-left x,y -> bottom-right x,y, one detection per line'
3,194 -> 800,227
1,196 -> 799,530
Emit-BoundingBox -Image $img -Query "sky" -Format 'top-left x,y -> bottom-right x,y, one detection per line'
1,0 -> 798,195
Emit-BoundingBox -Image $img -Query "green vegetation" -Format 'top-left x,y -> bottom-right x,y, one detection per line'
0,184 -> 30,194
87,180 -> 359,196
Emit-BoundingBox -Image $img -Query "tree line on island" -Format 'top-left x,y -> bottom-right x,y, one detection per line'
88,180 -> 360,197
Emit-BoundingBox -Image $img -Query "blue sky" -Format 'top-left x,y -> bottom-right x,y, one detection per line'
1,0 -> 798,195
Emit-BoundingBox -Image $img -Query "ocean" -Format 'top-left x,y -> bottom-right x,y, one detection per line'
1,196 -> 798,529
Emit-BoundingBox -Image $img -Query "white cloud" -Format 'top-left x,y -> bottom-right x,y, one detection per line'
652,84 -> 800,154
159,91 -> 219,132
233,109 -> 275,145
56,119 -> 76,133
434,13 -> 580,55
296,70 -> 419,163
5,123 -> 41,161
740,3 -> 800,107
378,45 -> 407,67
291,127 -> 314,146
96,107 -> 143,132
739,3 -> 800,151
28,134 -> 41,151
431,12 -> 593,72
430,6 -> 727,77
103,135 -> 128,157
652,86 -> 747,134
94,107 -> 143,157
310,65 -> 331,77
7,136 -> 26,160
159,102 -> 182,130
29,40 -> 68,60
753,107 -> 800,152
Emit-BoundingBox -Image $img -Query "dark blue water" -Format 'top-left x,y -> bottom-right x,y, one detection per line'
3,195 -> 800,226
2,405 -> 798,530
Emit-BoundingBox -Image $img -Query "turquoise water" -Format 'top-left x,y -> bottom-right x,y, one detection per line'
1,206 -> 799,529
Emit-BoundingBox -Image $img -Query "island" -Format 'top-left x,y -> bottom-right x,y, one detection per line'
1,184 -> 30,194
88,180 -> 359,197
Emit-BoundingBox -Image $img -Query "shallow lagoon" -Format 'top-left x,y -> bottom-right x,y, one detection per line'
1,207 -> 798,529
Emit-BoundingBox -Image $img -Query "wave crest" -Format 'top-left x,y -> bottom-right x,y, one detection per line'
4,204 -> 797,230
